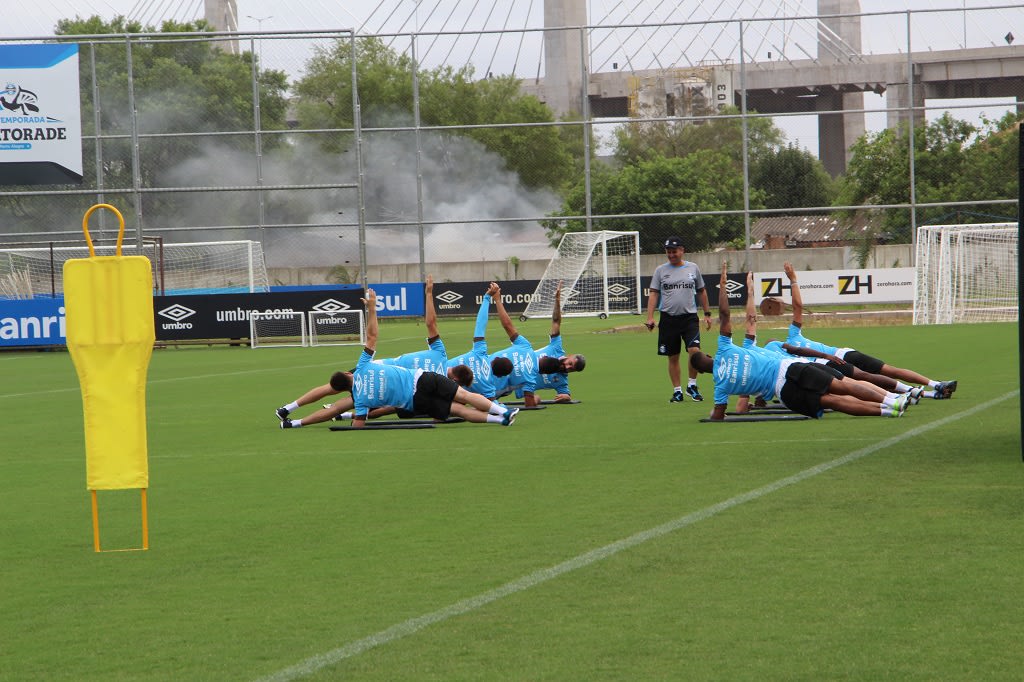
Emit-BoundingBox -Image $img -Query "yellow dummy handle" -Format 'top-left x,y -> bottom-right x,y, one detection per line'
81,203 -> 126,257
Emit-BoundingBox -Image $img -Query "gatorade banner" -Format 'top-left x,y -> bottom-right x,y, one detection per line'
0,44 -> 83,185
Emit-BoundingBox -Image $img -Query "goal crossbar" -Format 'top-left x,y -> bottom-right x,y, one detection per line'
0,239 -> 269,297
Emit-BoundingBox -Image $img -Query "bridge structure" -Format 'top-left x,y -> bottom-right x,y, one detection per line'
525,0 -> 1024,176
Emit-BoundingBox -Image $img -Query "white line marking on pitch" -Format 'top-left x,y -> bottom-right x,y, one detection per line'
253,390 -> 1018,682
0,362 -> 340,400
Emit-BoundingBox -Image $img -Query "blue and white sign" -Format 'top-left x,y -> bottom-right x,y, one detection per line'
0,44 -> 83,185
0,297 -> 66,346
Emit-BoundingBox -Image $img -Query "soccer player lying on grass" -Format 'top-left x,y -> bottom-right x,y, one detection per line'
285,288 -> 518,429
732,271 -> 907,415
762,262 -> 957,399
488,280 -> 575,407
275,274 -> 473,427
510,281 -> 586,404
444,282 -> 511,400
690,261 -> 911,421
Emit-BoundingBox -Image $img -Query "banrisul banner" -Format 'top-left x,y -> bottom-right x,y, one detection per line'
0,298 -> 66,346
0,44 -> 83,185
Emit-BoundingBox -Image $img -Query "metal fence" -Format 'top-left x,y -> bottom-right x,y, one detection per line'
1,4 -> 1021,287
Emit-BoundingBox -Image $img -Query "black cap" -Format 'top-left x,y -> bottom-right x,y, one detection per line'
664,236 -> 683,249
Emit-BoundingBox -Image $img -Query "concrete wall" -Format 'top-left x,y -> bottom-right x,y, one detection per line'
267,243 -> 915,286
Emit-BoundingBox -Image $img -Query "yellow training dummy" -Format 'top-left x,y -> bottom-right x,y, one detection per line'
64,204 -> 154,550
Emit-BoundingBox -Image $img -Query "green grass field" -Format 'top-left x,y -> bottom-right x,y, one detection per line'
2,318 -> 1021,681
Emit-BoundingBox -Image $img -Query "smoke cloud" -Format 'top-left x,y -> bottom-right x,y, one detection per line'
159,129 -> 559,269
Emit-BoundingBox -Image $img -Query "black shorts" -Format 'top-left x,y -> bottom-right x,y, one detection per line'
412,372 -> 460,420
779,362 -> 835,418
843,350 -> 884,375
824,359 -> 855,378
657,312 -> 701,356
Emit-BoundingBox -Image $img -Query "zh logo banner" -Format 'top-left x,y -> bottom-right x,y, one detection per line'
760,277 -> 791,298
838,274 -> 872,295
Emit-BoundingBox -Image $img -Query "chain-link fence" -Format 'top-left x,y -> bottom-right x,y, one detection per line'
1,5 -> 1021,287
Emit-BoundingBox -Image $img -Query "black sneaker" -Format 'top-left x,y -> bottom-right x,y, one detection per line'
670,390 -> 685,403
501,407 -> 520,426
686,385 -> 704,402
932,381 -> 955,400
279,419 -> 293,429
275,406 -> 289,421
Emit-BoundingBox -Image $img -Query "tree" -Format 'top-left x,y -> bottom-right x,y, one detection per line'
543,151 -> 764,253
750,144 -> 835,211
834,112 -> 1019,241
951,111 -> 1020,216
291,36 -> 574,190
612,106 -> 785,168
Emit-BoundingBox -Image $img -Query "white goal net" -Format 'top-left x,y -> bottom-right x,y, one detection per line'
914,223 -> 1018,325
522,230 -> 642,319
250,311 -> 307,348
308,310 -> 365,346
0,240 -> 269,298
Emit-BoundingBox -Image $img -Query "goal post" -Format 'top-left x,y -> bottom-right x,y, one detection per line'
0,239 -> 269,297
308,310 -> 366,347
250,311 -> 307,348
522,230 -> 642,319
914,223 -> 1018,325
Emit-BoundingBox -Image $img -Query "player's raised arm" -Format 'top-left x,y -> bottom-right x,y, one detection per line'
784,262 -> 804,327
718,260 -> 732,336
550,280 -> 563,337
424,274 -> 438,340
493,283 -> 519,341
362,288 -> 378,354
472,282 -> 498,342
744,271 -> 757,339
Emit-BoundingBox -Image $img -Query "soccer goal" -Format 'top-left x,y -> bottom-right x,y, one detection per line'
522,230 -> 642,319
914,223 -> 1018,325
0,239 -> 269,298
308,310 -> 365,346
250,311 -> 307,348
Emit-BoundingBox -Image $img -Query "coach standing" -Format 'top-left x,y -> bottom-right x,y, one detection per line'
644,236 -> 712,403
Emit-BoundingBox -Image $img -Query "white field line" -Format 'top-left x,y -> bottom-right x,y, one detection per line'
0,362 -> 343,400
253,390 -> 1019,682
0,335 -> 435,401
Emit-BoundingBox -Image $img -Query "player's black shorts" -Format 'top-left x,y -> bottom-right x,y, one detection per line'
843,350 -> 884,375
657,312 -> 701,356
412,371 -> 460,420
779,362 -> 835,418
824,359 -> 855,378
